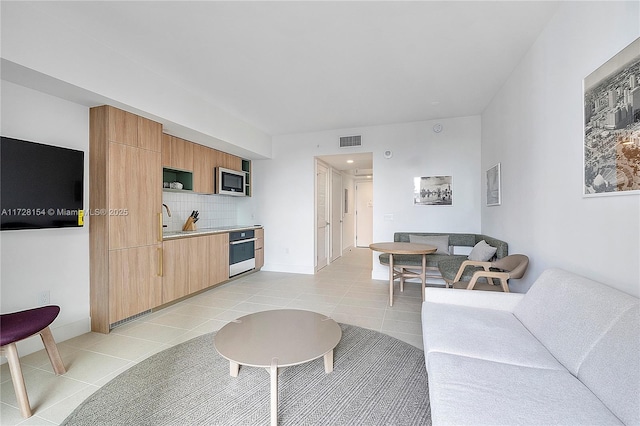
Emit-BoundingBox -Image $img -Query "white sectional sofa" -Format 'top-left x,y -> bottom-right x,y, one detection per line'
421,268 -> 639,425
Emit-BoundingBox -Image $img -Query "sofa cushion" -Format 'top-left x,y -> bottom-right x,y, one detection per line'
422,300 -> 564,370
513,268 -> 638,376
577,304 -> 640,426
468,239 -> 497,261
426,352 -> 624,426
409,234 -> 450,254
476,234 -> 508,259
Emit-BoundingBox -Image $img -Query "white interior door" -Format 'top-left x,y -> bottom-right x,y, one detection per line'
316,161 -> 329,270
355,180 -> 373,247
330,170 -> 343,262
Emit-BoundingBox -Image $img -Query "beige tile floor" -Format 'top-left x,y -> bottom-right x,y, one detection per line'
0,247 -> 427,425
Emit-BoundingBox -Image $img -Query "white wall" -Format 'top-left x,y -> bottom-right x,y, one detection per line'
252,116 -> 482,279
481,1 -> 640,296
1,81 -> 91,354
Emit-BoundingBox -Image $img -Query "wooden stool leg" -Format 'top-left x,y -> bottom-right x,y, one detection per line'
40,327 -> 66,375
4,343 -> 32,418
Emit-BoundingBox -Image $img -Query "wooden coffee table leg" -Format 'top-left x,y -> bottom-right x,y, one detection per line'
323,349 -> 334,373
270,359 -> 278,426
389,253 -> 394,306
421,253 -> 427,302
229,361 -> 239,377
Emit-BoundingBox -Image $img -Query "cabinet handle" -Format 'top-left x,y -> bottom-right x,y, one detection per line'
158,213 -> 163,242
158,247 -> 163,277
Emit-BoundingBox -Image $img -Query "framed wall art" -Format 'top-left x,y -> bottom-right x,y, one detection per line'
486,163 -> 501,206
583,37 -> 640,197
414,175 -> 452,206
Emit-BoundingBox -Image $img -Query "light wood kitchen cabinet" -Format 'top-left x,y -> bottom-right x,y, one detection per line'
137,116 -> 162,152
162,238 -> 191,302
255,228 -> 264,269
170,136 -> 193,171
108,142 -> 161,249
209,233 -> 230,284
89,105 -> 163,333
105,106 -> 161,152
188,236 -> 211,293
220,151 -> 242,171
107,107 -> 137,146
109,245 -> 162,323
162,134 -> 172,167
193,143 -> 216,194
163,233 -> 229,301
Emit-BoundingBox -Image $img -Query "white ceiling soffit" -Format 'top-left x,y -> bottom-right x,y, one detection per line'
6,1 -> 559,136
318,153 -> 373,172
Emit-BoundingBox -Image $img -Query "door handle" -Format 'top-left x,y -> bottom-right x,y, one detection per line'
158,213 -> 163,242
230,238 -> 257,245
158,247 -> 163,277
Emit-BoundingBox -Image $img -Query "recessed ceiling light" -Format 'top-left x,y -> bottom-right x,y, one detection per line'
347,160 -> 354,164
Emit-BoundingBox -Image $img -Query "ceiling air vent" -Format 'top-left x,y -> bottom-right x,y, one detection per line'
339,135 -> 362,148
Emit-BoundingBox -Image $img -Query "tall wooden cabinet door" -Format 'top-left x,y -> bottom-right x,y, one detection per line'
162,134 -> 172,167
107,106 -> 138,146
109,244 -> 163,324
209,233 -> 229,285
189,236 -> 211,293
193,144 -> 215,193
137,116 -> 162,152
162,238 -> 190,303
109,143 -> 162,249
170,137 -> 194,171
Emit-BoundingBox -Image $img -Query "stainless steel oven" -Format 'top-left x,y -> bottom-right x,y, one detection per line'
229,230 -> 256,277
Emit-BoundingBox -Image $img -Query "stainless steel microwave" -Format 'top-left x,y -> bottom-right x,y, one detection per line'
216,167 -> 246,196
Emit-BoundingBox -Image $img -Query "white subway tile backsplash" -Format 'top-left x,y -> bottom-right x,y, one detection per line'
161,191 -> 240,232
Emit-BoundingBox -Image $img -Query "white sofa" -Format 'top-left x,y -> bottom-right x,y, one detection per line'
421,268 -> 639,425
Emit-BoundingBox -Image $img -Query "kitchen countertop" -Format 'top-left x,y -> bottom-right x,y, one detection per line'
163,225 -> 262,240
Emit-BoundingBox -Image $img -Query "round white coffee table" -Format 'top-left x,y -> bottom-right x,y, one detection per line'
214,309 -> 342,426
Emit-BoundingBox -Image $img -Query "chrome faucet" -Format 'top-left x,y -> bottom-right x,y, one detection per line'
162,204 -> 172,217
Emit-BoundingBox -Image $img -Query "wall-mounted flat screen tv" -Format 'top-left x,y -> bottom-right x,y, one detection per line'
1,136 -> 84,230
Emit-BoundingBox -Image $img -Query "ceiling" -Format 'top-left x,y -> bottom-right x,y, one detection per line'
19,1 -> 560,136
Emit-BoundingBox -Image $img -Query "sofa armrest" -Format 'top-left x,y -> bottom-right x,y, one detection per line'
424,287 -> 525,312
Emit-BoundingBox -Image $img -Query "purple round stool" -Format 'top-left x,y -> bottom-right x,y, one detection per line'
0,305 -> 66,418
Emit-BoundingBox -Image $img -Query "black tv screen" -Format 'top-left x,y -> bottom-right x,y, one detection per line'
1,136 -> 84,230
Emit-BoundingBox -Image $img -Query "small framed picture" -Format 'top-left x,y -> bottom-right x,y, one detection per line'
414,176 -> 452,206
487,163 -> 501,206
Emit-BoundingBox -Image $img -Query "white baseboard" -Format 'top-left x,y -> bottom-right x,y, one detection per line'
261,263 -> 315,275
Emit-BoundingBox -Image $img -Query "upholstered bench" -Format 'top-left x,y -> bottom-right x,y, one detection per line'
378,232 -> 508,285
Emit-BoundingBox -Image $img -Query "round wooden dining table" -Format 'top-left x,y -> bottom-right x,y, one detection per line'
369,242 -> 437,306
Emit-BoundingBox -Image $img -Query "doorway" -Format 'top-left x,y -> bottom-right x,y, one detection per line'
315,153 -> 373,270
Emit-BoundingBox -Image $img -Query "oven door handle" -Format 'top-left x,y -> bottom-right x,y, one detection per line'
230,238 -> 257,245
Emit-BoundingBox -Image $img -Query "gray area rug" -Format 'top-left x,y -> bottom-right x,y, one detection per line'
63,324 -> 431,425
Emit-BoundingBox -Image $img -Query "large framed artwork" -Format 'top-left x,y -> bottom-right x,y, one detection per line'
486,163 -> 501,206
414,175 -> 452,205
583,37 -> 640,197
